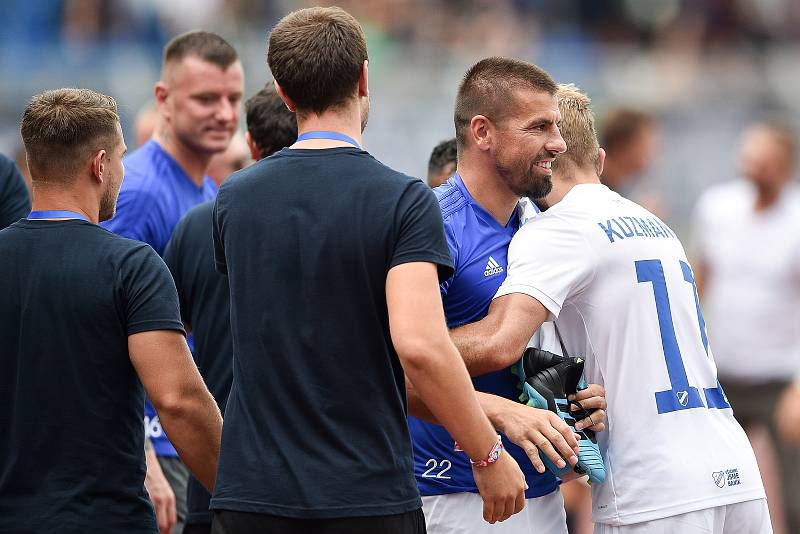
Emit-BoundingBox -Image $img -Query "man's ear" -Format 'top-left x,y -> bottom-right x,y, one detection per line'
597,147 -> 606,176
273,81 -> 297,112
245,131 -> 262,161
91,149 -> 107,184
469,115 -> 493,152
357,60 -> 369,98
154,81 -> 170,121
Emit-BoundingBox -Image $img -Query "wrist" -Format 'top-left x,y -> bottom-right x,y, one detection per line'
455,434 -> 504,467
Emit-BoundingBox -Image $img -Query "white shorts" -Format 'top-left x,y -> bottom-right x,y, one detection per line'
594,498 -> 772,534
421,490 -> 567,534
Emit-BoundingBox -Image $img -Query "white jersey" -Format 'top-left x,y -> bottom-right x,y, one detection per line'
496,184 -> 764,526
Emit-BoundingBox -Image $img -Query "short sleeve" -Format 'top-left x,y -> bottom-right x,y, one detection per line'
0,154 -> 30,229
494,215 -> 595,320
439,223 -> 459,296
212,195 -> 227,275
120,244 -> 185,336
390,180 -> 454,282
163,216 -> 190,323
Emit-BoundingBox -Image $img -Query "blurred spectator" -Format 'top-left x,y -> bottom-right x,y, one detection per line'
692,119 -> 800,534
206,132 -> 249,186
427,137 -> 456,188
134,102 -> 159,148
598,108 -> 657,194
0,153 -> 31,229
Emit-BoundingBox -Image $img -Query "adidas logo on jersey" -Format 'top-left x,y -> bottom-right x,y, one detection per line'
484,256 -> 504,277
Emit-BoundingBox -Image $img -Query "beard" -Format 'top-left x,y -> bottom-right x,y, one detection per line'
360,95 -> 370,133
494,149 -> 554,199
99,174 -> 120,222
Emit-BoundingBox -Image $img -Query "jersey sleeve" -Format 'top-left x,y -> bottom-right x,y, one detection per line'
439,221 -> 459,296
0,154 -> 30,229
494,214 -> 596,320
120,244 -> 185,336
389,180 -> 454,282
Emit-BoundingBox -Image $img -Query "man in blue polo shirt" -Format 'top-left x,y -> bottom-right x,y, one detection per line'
410,58 -> 607,533
102,30 -> 243,534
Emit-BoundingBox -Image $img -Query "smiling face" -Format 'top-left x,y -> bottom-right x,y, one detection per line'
161,55 -> 244,156
491,89 -> 566,199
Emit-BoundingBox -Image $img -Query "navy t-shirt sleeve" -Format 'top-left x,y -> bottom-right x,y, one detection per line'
120,244 -> 186,336
389,179 -> 454,282
0,154 -> 31,229
163,215 -> 191,325
212,195 -> 227,275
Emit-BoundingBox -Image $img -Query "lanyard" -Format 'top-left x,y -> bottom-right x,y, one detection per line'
296,131 -> 360,149
28,210 -> 90,222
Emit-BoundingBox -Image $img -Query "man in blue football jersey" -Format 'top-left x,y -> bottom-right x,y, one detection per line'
102,31 -> 243,534
408,58 -> 607,534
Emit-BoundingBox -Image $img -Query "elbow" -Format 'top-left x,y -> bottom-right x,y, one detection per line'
484,331 -> 524,372
150,390 -> 191,421
394,335 -> 448,375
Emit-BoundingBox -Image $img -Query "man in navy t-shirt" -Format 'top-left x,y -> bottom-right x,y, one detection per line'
102,31 -> 243,534
210,7 -> 528,533
0,88 -> 221,534
409,58 -> 608,534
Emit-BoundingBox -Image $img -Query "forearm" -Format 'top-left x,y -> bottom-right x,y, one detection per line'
156,390 -> 222,492
408,378 -> 519,431
403,341 -> 501,461
450,322 -> 526,377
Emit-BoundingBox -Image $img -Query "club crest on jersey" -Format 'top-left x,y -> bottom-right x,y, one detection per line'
677,390 -> 689,406
483,256 -> 504,277
712,471 -> 725,488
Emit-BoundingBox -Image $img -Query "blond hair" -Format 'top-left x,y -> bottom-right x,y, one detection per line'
21,88 -> 120,182
554,83 -> 600,173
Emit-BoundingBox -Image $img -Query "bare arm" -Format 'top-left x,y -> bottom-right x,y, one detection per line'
388,262 -> 526,523
130,330 -> 222,492
694,260 -> 708,299
450,293 -> 550,376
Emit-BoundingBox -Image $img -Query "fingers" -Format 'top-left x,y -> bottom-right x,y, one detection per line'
483,496 -> 495,524
519,440 -> 546,474
514,489 -> 525,515
575,408 -> 606,432
166,498 -> 177,533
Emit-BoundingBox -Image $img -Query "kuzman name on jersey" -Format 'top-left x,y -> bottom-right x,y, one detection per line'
596,215 -> 676,244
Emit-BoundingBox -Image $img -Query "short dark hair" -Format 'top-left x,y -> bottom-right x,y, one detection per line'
600,108 -> 653,154
454,57 -> 557,148
163,30 -> 238,70
21,88 -> 120,181
245,82 -> 298,159
428,138 -> 457,177
268,7 -> 368,115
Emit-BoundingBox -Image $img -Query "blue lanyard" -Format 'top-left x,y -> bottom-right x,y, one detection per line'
28,210 -> 90,222
296,131 -> 360,149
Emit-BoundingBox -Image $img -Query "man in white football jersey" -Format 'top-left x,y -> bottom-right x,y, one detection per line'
451,84 -> 771,533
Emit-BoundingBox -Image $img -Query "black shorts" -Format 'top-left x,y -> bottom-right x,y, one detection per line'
210,508 -> 426,534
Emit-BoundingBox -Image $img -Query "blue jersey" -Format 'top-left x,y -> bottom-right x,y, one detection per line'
408,173 -> 558,499
102,140 -> 217,456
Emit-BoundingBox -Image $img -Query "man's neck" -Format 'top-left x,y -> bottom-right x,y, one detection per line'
30,184 -> 98,224
457,152 -> 519,225
754,181 -> 786,212
545,166 -> 601,207
151,130 -> 212,186
293,106 -> 363,150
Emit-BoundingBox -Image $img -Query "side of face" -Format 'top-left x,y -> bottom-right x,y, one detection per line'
161,56 -> 244,156
490,89 -> 567,198
99,123 -> 127,222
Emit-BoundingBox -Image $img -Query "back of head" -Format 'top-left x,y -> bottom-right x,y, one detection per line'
553,84 -> 601,174
245,82 -> 298,159
454,57 -> 557,149
267,7 -> 368,115
162,30 -> 239,75
21,88 -> 120,184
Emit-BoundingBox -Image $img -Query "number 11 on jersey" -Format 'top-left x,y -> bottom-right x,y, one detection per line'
636,259 -> 730,415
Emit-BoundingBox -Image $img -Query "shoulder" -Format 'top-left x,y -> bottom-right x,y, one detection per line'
695,180 -> 749,215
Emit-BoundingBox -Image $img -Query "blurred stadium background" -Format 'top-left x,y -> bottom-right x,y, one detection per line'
2,0 -> 799,230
